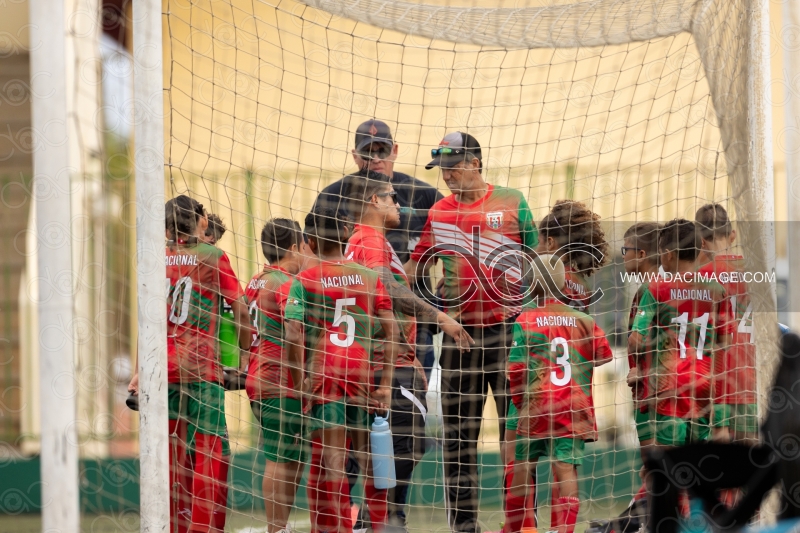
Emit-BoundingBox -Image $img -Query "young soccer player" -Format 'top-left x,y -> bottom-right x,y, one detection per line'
284,207 -> 402,533
522,200 -> 608,529
621,222 -> 661,503
204,213 -> 227,245
505,255 -> 613,533
345,170 -> 472,529
130,196 -> 253,533
628,219 -> 732,449
695,204 -> 756,445
246,218 -> 316,533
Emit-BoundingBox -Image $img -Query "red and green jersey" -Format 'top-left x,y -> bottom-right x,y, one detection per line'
284,260 -> 392,404
345,224 -> 417,368
411,184 -> 538,326
563,264 -> 591,311
165,240 -> 246,384
697,255 -> 755,405
508,299 -> 612,441
244,265 -> 299,400
631,276 -> 734,419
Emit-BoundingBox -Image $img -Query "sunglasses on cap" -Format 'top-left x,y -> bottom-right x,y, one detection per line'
357,143 -> 393,161
431,146 -> 469,158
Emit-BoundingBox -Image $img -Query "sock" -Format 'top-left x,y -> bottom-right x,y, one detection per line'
309,438 -> 337,533
556,496 -> 580,533
365,477 -> 388,532
327,475 -> 353,533
551,476 -> 560,531
504,462 -> 515,497
189,433 -> 227,532
504,494 -> 527,533
169,419 -> 192,533
678,491 -> 690,517
211,452 -> 230,532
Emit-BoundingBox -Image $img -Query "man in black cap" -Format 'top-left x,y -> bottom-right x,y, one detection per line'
406,132 -> 538,533
311,119 -> 447,530
313,119 -> 444,371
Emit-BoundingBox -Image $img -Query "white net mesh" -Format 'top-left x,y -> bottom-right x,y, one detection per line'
154,0 -> 777,531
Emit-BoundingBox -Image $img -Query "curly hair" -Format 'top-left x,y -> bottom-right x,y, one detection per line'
206,213 -> 227,242
538,199 -> 608,276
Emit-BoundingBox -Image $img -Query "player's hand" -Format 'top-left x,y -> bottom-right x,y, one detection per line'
438,312 -> 474,352
372,386 -> 391,411
128,373 -> 139,396
626,367 -> 641,387
712,425 -> 730,443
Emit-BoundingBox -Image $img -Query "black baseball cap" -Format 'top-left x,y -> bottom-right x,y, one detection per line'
426,132 -> 482,170
354,119 -> 393,152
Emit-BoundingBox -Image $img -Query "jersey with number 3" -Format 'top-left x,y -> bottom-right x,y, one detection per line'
165,241 -> 246,384
284,260 -> 392,403
508,299 -> 613,441
697,255 -> 755,405
631,278 -> 733,419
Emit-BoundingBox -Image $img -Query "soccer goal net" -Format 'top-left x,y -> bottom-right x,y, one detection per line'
140,0 -> 779,530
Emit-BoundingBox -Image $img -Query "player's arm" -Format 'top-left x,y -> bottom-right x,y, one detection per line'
405,214 -> 435,283
373,265 -> 473,351
284,319 -> 304,396
231,297 -> 253,360
283,279 -> 307,396
711,295 -> 733,440
507,322 -> 529,410
628,286 -> 657,385
592,322 -> 614,368
374,308 -> 400,409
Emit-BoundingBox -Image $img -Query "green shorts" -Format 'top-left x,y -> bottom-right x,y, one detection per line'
634,408 -> 654,443
713,404 -> 758,434
507,403 -> 519,432
654,414 -> 710,447
251,398 -> 306,463
168,382 -> 229,455
309,401 -> 372,433
515,437 -> 585,465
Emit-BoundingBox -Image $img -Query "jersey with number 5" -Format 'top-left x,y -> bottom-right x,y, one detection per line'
283,260 -> 392,403
508,299 -> 613,441
697,255 -> 755,405
631,278 -> 733,419
165,241 -> 246,384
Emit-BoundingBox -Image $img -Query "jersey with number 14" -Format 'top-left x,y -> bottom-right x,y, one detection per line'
631,278 -> 733,419
284,260 -> 392,403
245,265 -> 297,400
697,255 -> 755,405
508,299 -> 613,441
165,241 -> 245,384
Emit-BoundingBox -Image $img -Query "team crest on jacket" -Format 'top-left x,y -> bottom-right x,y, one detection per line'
486,211 -> 503,230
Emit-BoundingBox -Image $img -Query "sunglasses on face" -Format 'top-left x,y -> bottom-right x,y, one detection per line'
358,144 -> 393,161
621,246 -> 641,255
375,190 -> 397,202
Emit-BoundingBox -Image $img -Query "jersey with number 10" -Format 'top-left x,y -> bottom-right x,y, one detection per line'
508,299 -> 613,441
284,260 -> 392,403
631,277 -> 733,419
245,265 -> 297,400
697,255 -> 755,405
165,241 -> 245,384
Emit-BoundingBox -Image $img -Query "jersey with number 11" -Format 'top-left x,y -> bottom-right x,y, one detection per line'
631,278 -> 733,419
165,241 -> 246,384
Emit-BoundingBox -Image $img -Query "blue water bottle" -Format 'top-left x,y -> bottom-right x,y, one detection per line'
371,412 -> 396,490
